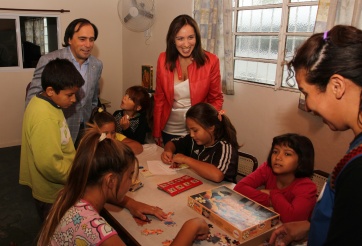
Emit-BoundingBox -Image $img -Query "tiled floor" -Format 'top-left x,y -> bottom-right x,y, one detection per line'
0,145 -> 41,246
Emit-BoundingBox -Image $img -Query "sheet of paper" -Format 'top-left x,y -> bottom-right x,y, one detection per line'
147,161 -> 177,175
140,169 -> 154,177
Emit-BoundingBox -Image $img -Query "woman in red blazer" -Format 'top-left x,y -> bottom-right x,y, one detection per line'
153,14 -> 223,145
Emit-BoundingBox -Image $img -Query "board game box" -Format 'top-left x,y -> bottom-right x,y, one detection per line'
188,186 -> 280,242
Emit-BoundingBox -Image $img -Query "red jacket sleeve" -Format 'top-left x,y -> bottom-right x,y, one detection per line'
153,53 -> 169,138
205,52 -> 223,110
233,162 -> 272,207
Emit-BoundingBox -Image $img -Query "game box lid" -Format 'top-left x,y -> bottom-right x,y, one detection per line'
188,186 -> 280,242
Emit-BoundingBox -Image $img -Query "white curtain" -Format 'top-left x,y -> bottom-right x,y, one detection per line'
194,0 -> 234,95
25,18 -> 45,55
315,0 -> 362,32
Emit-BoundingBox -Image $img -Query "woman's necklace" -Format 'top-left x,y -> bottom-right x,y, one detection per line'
178,57 -> 193,81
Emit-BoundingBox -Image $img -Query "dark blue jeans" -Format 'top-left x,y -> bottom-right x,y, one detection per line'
34,198 -> 52,222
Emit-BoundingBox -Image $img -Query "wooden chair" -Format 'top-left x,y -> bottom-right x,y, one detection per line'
236,151 -> 258,183
311,169 -> 329,197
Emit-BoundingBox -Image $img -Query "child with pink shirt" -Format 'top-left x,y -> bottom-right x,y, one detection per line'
38,126 -> 209,245
234,133 -> 317,223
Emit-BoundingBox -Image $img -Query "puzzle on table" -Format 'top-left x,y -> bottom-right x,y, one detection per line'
188,186 -> 280,243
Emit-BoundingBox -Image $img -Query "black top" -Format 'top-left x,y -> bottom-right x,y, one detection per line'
171,134 -> 238,182
113,110 -> 150,144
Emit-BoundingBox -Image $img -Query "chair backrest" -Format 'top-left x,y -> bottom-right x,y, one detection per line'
237,151 -> 258,182
311,169 -> 329,197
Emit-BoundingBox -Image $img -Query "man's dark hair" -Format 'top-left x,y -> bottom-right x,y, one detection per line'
62,18 -> 98,47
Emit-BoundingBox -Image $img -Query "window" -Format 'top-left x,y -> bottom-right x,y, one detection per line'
0,18 -> 18,67
0,14 -> 60,69
232,0 -> 319,90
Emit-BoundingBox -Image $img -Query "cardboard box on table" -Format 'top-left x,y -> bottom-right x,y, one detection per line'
188,186 -> 280,243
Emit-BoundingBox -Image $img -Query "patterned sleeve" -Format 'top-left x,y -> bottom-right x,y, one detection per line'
51,202 -> 118,245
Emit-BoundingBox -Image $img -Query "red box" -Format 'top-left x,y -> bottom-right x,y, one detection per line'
157,175 -> 202,196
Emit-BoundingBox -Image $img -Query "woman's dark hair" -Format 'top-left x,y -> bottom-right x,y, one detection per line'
266,133 -> 314,178
186,102 -> 240,150
41,58 -> 84,93
62,18 -> 98,47
165,14 -> 208,71
37,126 -> 137,245
287,25 -> 362,92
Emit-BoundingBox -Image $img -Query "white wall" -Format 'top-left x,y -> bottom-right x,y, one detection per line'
0,0 -> 353,172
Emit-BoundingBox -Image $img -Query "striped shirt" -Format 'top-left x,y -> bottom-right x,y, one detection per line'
171,134 -> 238,182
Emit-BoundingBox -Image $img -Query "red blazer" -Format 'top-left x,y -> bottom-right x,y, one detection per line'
153,51 -> 224,138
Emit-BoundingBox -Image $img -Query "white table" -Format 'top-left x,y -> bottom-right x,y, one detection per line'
103,144 -> 274,246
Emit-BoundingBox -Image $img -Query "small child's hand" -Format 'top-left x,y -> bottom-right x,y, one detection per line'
161,151 -> 173,164
187,218 -> 209,240
119,115 -> 130,130
172,153 -> 188,165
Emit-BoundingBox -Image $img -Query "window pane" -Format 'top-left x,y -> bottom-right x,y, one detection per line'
238,0 -> 282,7
45,17 -> 59,52
284,36 -> 308,60
288,6 -> 318,32
235,36 -> 279,59
234,60 -> 276,85
237,8 -> 282,32
43,18 -> 49,53
0,19 -> 18,67
20,16 -> 58,68
232,0 -> 318,89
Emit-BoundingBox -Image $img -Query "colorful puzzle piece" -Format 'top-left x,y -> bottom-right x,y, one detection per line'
133,216 -> 151,226
193,223 -> 241,246
141,228 -> 163,236
162,239 -> 173,246
163,212 -> 176,227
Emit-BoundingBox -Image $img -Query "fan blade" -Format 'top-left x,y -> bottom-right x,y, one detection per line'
124,13 -> 132,23
138,9 -> 153,19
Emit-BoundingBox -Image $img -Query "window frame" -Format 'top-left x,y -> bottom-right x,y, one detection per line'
0,13 -> 61,71
232,0 -> 319,91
